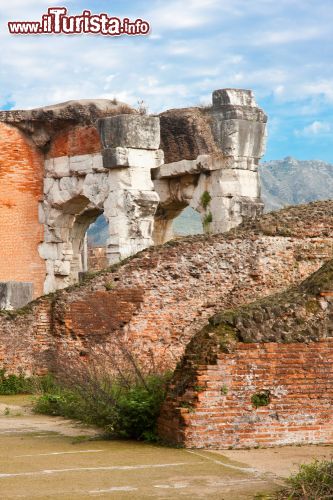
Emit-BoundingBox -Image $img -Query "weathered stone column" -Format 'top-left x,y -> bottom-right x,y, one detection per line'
203,88 -> 266,233
98,115 -> 164,264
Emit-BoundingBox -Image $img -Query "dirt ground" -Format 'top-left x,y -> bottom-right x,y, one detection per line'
0,395 -> 331,499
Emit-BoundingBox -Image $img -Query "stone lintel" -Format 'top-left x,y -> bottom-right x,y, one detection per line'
98,114 -> 160,150
152,155 -> 226,180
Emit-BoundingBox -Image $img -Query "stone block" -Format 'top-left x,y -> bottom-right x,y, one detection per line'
108,168 -> 153,191
128,168 -> 154,190
45,157 -> 70,178
91,153 -> 106,172
69,154 -> 93,175
82,173 -> 109,208
0,282 -> 33,310
43,178 -> 55,195
98,115 -> 160,150
53,156 -> 70,177
224,156 -> 258,171
153,179 -> 171,204
44,158 -> 54,176
38,242 -> 59,260
102,147 -> 164,169
209,169 -> 260,198
212,88 -> 257,108
214,119 -> 266,158
54,260 -> 71,276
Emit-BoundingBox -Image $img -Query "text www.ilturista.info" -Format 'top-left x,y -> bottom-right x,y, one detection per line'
8,7 -> 150,36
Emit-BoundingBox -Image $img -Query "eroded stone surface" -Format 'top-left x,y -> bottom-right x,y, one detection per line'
0,88 -> 267,296
0,282 -> 33,310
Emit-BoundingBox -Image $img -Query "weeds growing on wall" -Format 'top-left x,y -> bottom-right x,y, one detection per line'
200,190 -> 212,209
203,211 -> 213,227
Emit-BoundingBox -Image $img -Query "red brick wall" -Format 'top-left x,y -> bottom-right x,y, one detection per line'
0,122 -> 103,297
0,299 -> 52,375
158,340 -> 333,448
0,230 -> 332,374
0,123 -> 45,297
47,125 -> 101,158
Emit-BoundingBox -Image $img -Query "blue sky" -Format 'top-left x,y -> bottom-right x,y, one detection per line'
1,0 -> 333,162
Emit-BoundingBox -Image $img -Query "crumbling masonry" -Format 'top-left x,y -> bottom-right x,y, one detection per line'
0,89 -> 266,306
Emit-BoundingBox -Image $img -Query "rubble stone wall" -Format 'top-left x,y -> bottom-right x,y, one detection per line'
0,201 -> 333,374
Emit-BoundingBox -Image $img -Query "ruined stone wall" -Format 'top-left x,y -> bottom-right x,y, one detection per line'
158,340 -> 333,448
0,90 -> 267,302
0,123 -> 45,298
0,201 -> 332,374
0,100 -> 135,300
158,248 -> 333,448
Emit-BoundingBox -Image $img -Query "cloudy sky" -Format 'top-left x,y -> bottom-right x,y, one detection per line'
1,0 -> 333,162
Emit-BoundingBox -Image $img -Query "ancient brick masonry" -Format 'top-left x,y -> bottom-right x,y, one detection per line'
0,123 -> 45,297
158,255 -> 333,448
0,201 -> 332,377
158,340 -> 333,448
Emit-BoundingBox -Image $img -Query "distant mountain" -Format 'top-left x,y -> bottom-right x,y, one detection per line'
87,157 -> 333,246
259,157 -> 333,212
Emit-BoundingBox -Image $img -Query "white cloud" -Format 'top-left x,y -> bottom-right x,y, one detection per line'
295,121 -> 331,137
0,0 -> 332,127
253,27 -> 325,46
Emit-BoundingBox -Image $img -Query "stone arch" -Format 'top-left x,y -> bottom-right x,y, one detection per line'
68,202 -> 103,282
153,172 -> 215,244
39,171 -> 110,293
1,89 -> 267,300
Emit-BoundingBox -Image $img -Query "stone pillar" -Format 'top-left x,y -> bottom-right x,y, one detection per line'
98,115 -> 164,264
203,88 -> 267,233
81,233 -> 88,272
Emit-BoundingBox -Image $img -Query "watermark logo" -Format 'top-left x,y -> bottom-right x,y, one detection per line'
8,7 -> 150,36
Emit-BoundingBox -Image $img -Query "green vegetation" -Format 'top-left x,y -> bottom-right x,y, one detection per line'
0,371 -> 56,395
200,190 -> 212,209
34,369 -> 171,442
203,211 -> 213,227
105,281 -> 115,290
251,390 -> 271,408
221,384 -> 228,395
193,385 -> 205,392
179,402 -> 195,413
275,459 -> 333,499
0,370 -> 33,395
